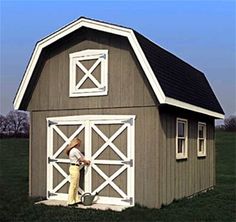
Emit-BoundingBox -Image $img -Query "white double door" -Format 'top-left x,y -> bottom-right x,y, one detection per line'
47,115 -> 135,206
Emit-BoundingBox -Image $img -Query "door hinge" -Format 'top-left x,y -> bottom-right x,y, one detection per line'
100,54 -> 106,59
48,157 -> 58,163
48,191 -> 57,197
122,118 -> 133,126
122,197 -> 133,205
48,120 -> 57,126
121,159 -> 133,167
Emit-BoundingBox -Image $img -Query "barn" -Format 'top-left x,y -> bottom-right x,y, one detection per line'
13,17 -> 224,209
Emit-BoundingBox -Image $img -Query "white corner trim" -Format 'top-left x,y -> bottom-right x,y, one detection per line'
165,97 -> 224,119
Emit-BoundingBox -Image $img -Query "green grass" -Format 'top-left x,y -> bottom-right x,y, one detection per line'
0,132 -> 235,221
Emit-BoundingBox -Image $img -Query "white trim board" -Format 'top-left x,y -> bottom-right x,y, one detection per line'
13,17 -> 224,119
165,97 -> 224,119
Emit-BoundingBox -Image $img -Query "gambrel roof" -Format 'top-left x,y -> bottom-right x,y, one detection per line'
13,17 -> 224,118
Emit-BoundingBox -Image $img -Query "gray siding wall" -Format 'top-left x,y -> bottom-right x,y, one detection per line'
27,28 -> 161,207
29,106 -> 160,208
30,107 -> 215,208
158,110 -> 215,207
27,28 -> 215,208
27,28 -> 156,111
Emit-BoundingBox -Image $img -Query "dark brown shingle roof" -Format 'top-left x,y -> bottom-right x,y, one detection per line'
134,31 -> 224,114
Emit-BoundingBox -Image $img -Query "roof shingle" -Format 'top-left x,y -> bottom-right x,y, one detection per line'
134,31 -> 224,114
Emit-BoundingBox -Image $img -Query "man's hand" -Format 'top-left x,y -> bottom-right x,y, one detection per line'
84,159 -> 91,166
79,157 -> 91,166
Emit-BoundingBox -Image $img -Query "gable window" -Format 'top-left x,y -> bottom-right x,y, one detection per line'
198,122 -> 206,157
176,118 -> 188,159
69,49 -> 108,97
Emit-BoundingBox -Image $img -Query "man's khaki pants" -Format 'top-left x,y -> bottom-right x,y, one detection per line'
68,165 -> 80,205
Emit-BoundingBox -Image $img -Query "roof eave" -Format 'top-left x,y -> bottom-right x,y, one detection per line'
164,97 -> 224,119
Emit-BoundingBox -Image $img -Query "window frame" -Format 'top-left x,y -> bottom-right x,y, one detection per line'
197,122 -> 207,157
176,118 -> 188,160
69,49 -> 108,97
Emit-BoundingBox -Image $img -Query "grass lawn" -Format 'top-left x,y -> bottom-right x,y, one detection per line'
0,132 -> 235,221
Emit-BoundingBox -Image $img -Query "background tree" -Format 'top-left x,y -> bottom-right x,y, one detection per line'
0,115 -> 7,137
224,115 -> 236,132
0,110 -> 29,138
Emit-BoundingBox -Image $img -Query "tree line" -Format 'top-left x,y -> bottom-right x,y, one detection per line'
216,115 -> 236,132
0,111 -> 235,138
0,110 -> 29,138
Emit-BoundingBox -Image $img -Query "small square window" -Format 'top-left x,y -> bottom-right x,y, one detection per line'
69,49 -> 108,97
176,118 -> 188,159
198,122 -> 206,157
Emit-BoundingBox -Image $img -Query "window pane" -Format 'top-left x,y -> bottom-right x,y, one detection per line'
178,122 -> 185,137
199,139 -> 204,152
199,125 -> 204,138
178,139 -> 185,153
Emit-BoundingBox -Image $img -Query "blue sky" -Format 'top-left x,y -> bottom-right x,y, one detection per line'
1,0 -> 235,121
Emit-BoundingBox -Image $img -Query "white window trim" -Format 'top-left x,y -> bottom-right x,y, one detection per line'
197,122 -> 207,157
176,118 -> 188,160
69,49 -> 108,97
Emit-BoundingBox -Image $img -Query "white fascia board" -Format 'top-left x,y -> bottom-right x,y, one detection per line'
47,115 -> 136,122
13,18 -> 165,110
13,43 -> 41,110
13,17 -> 223,120
82,19 -> 166,102
165,97 -> 224,119
128,31 -> 166,103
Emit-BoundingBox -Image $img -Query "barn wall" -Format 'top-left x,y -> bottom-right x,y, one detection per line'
27,28 -> 156,111
158,107 -> 215,207
29,98 -> 215,209
26,27 -> 216,209
29,106 -> 161,208
29,100 -> 215,209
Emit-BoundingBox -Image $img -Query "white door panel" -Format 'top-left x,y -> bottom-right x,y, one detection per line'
47,115 -> 135,206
